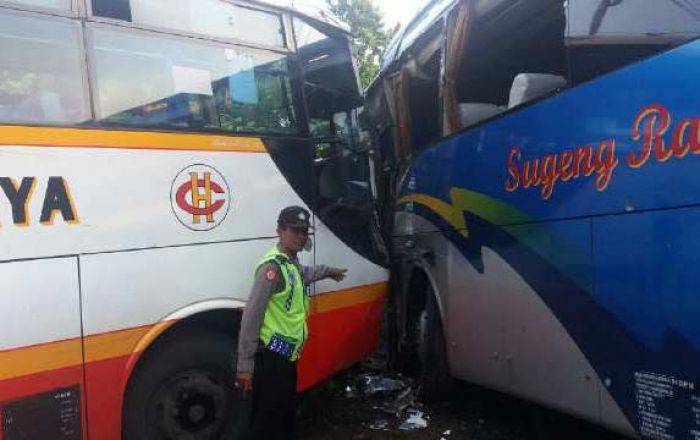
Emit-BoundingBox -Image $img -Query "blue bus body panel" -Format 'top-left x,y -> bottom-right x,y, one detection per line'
401,40 -> 700,438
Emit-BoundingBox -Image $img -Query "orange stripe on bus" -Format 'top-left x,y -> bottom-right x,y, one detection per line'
83,325 -> 153,363
311,281 -> 388,314
0,338 -> 82,382
0,125 -> 267,153
0,282 -> 387,383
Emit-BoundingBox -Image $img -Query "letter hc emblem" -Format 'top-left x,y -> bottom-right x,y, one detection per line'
171,164 -> 231,231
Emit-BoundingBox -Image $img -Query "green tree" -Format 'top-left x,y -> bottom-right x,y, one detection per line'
327,0 -> 398,89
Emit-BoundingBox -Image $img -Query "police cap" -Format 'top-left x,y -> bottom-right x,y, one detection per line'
277,206 -> 312,229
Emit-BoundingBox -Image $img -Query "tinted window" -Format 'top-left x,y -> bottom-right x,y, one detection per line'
406,29 -> 442,151
566,0 -> 700,84
92,0 -> 286,48
568,0 -> 700,37
295,17 -> 362,124
92,0 -> 131,21
89,25 -> 297,135
0,10 -> 89,124
294,19 -> 361,143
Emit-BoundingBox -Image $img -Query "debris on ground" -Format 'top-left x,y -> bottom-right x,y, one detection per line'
368,419 -> 389,430
398,409 -> 429,431
299,364 -> 629,440
358,373 -> 406,396
377,386 -> 418,417
344,385 -> 356,398
347,371 -> 431,432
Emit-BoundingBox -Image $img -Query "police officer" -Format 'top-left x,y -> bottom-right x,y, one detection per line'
235,206 -> 347,439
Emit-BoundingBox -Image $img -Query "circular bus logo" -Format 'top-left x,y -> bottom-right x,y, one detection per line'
171,164 -> 231,231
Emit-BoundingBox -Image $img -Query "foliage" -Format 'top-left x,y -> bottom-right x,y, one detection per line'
327,0 -> 399,89
0,71 -> 40,96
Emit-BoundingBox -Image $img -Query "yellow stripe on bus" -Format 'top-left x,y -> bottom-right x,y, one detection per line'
0,125 -> 267,153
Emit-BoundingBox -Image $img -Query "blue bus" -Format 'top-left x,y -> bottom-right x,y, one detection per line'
367,0 -> 700,437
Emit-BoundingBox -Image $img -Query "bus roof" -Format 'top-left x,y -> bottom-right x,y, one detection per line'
252,0 -> 351,34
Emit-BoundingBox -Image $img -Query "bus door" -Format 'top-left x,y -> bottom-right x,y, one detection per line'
293,16 -> 388,388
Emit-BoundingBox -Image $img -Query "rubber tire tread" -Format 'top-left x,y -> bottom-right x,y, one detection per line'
420,287 -> 454,402
121,329 -> 236,440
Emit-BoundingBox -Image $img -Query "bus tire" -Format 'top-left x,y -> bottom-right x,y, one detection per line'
417,285 -> 454,401
122,329 -> 239,440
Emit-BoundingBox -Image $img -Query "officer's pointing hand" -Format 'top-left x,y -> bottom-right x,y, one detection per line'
328,267 -> 347,282
235,372 -> 253,393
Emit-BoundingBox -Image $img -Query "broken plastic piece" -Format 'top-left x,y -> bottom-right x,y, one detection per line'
358,374 -> 406,396
399,409 -> 428,430
368,419 -> 389,430
344,385 -> 356,398
377,387 -> 416,417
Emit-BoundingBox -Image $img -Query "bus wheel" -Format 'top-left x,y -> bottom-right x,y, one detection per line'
122,330 -> 238,440
416,285 -> 453,401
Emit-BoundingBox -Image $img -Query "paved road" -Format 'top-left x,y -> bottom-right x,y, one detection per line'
298,369 -> 629,440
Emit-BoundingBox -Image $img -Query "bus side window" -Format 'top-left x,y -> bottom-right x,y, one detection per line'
567,0 -> 700,84
446,0 -> 568,129
402,22 -> 443,152
0,9 -> 89,125
87,24 -> 298,135
90,0 -> 287,49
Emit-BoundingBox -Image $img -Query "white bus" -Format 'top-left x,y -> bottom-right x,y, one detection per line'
0,1 -> 388,438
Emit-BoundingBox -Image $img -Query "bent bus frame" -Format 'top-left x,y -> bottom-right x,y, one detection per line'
0,0 -> 388,439
368,0 -> 700,438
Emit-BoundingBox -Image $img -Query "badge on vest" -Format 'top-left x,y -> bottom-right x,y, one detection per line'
267,333 -> 297,358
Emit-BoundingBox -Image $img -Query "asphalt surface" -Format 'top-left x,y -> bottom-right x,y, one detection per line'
298,367 -> 630,440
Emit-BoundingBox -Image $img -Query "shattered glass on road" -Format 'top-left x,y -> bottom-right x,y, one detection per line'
298,366 -> 629,439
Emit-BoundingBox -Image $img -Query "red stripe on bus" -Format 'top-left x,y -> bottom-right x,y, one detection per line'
0,291 -> 386,439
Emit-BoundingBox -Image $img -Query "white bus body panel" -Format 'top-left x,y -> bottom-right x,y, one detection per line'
0,257 -> 81,351
395,211 -> 635,436
0,146 -> 300,261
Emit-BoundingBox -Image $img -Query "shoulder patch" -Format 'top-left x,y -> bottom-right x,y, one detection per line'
265,267 -> 277,281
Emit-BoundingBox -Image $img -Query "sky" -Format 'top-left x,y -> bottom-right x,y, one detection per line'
377,0 -> 431,29
302,0 -> 431,30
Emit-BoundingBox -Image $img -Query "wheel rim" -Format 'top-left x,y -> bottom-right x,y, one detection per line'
147,369 -> 230,440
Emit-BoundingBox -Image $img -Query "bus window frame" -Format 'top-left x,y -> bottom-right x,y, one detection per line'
84,20 -> 304,138
0,0 -> 355,142
294,17 -> 363,137
0,0 -> 83,17
0,6 -> 93,126
85,0 -> 293,55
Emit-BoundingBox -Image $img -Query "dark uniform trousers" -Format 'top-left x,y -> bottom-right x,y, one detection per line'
246,346 -> 298,440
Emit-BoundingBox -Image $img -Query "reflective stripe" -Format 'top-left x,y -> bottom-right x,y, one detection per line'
256,247 -> 308,361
